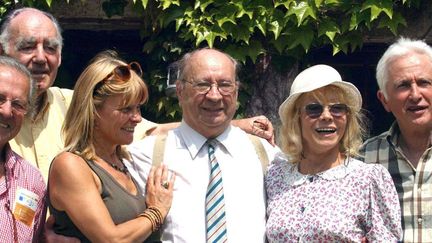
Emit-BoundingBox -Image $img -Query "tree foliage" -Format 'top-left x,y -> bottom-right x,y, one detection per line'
0,0 -> 422,121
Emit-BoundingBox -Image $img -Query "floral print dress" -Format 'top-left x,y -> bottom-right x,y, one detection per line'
265,155 -> 402,242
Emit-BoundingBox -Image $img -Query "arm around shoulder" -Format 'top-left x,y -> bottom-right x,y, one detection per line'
232,116 -> 275,145
146,122 -> 180,136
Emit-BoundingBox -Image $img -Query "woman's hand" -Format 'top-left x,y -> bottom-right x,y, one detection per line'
145,165 -> 176,219
231,116 -> 275,146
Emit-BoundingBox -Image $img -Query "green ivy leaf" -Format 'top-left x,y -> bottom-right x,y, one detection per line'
314,0 -> 324,7
216,16 -> 237,28
160,7 -> 185,28
287,1 -> 317,26
247,40 -> 264,63
225,44 -> 248,63
161,0 -> 180,10
274,0 -> 294,9
378,12 -> 407,35
269,9 -> 285,39
196,0 -> 213,12
232,23 -> 252,44
270,35 -> 290,53
133,0 -> 148,9
318,19 -> 340,41
255,17 -> 266,36
235,3 -> 254,19
361,0 -> 393,22
269,21 -> 281,40
287,27 -> 314,52
204,31 -> 216,47
176,17 -> 185,32
349,7 -> 371,31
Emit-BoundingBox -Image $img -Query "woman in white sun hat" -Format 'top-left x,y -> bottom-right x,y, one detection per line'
265,64 -> 402,242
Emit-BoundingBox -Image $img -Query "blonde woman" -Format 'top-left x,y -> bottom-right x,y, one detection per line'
266,64 -> 402,242
48,51 -> 175,242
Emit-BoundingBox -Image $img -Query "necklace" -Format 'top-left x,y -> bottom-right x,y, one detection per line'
108,161 -> 129,174
99,155 -> 129,175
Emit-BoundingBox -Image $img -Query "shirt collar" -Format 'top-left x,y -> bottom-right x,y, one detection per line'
29,91 -> 50,122
3,143 -> 20,179
386,121 -> 400,147
386,121 -> 432,153
178,121 -> 233,159
284,158 -> 362,186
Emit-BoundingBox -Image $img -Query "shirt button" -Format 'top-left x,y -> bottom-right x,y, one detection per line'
418,217 -> 423,225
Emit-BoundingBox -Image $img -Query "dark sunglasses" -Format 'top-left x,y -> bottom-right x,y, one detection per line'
93,62 -> 143,95
304,103 -> 349,119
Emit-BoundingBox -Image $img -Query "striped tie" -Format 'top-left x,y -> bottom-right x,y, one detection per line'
206,140 -> 228,243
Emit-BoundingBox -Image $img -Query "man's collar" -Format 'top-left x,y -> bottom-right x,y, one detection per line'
386,122 -> 401,146
28,91 -> 49,122
387,121 -> 432,148
2,143 -> 18,175
178,121 -> 233,159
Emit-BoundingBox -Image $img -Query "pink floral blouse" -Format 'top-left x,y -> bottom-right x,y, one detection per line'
265,155 -> 402,242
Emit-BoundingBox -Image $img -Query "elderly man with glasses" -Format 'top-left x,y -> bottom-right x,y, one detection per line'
0,56 -> 46,243
127,48 -> 279,242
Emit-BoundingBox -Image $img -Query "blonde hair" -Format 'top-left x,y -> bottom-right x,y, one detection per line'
279,85 -> 367,163
62,50 -> 148,161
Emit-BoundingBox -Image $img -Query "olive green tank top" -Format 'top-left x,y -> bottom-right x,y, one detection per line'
49,159 -> 150,242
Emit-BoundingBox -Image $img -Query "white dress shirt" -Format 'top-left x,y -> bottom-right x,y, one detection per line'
126,121 -> 278,243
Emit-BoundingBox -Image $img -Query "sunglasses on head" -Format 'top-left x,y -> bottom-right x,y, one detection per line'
93,62 -> 143,95
304,103 -> 349,119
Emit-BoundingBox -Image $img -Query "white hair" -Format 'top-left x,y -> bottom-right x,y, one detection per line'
376,37 -> 432,98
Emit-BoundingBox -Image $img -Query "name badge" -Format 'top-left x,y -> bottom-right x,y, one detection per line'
13,187 -> 39,226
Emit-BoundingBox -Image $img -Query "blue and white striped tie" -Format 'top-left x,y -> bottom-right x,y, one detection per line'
206,140 -> 227,243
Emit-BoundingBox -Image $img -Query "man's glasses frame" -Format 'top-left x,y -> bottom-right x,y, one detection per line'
183,79 -> 237,95
93,62 -> 143,95
303,103 -> 349,119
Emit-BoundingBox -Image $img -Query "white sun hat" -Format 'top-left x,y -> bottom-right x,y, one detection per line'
278,64 -> 362,125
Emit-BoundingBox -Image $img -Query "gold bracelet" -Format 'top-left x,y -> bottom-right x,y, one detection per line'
139,207 -> 164,232
139,211 -> 157,232
147,206 -> 163,225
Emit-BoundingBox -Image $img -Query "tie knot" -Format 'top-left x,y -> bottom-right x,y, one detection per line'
207,139 -> 219,157
207,139 -> 218,149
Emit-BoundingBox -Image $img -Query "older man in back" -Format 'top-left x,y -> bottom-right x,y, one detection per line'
128,48 -> 278,242
0,56 -> 46,242
0,7 -> 274,182
0,8 -> 71,182
361,37 -> 432,242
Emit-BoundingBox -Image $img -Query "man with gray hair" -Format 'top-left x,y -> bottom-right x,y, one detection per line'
360,37 -> 432,242
0,56 -> 46,242
0,7 -> 73,182
0,7 -> 275,182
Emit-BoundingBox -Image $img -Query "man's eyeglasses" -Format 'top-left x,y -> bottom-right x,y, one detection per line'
0,95 -> 28,115
93,62 -> 143,95
184,80 -> 237,95
304,103 -> 349,119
